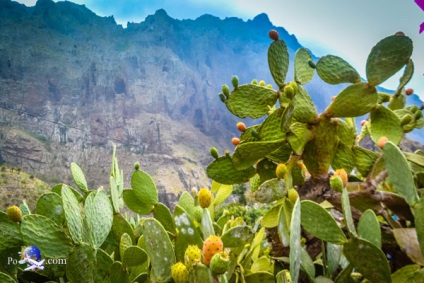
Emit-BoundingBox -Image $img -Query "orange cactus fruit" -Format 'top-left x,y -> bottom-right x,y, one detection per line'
202,235 -> 224,266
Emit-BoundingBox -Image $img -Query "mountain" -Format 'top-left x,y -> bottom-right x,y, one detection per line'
0,0 -> 422,206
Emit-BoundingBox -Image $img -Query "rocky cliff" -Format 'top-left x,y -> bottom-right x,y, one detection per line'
0,0 -> 422,206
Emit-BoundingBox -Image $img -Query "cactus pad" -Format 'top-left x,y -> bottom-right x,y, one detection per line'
61,185 -> 83,244
70,162 -> 89,193
287,122 -> 313,155
20,214 -> 73,258
292,85 -> 318,124
143,218 -> 176,282
369,105 -> 403,145
324,83 -> 378,118
268,40 -> 289,88
0,212 -> 22,251
85,188 -> 113,249
130,169 -> 159,213
366,34 -> 413,86
225,84 -> 278,118
206,156 -> 256,184
257,108 -> 285,141
343,236 -> 391,283
66,243 -> 96,283
358,209 -> 381,248
233,139 -> 285,170
254,178 -> 285,203
153,202 -> 177,234
300,200 -> 346,244
289,199 -> 301,283
36,193 -> 65,225
316,55 -> 361,84
294,48 -> 315,84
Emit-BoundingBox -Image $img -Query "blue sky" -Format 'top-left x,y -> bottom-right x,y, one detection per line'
16,0 -> 424,99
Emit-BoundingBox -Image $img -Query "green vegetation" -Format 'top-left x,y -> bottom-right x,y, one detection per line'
0,31 -> 423,282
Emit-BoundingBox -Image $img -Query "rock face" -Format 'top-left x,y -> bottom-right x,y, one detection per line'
0,0 -> 422,206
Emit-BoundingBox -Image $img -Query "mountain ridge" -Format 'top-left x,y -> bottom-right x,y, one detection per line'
0,0 -> 422,206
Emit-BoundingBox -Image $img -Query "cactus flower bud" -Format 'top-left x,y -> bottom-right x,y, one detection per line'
231,75 -> 239,89
275,163 -> 288,180
330,175 -> 344,193
222,84 -> 230,98
210,252 -> 230,275
287,188 -> 299,203
219,93 -> 226,102
210,147 -> 219,159
134,162 -> 140,170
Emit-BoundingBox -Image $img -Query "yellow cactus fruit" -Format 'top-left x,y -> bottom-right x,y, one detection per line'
184,245 -> 202,269
287,188 -> 299,203
6,205 -> 22,222
276,163 -> 288,180
198,188 -> 212,208
334,169 -> 348,188
171,262 -> 188,283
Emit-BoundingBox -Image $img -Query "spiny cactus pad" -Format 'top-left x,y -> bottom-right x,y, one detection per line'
268,39 -> 289,88
225,84 -> 278,119
206,156 -> 256,184
61,185 -> 83,243
369,105 -> 403,145
324,82 -> 378,118
36,192 -> 65,225
316,55 -> 361,85
366,34 -> 413,86
0,211 -> 22,251
294,48 -> 315,84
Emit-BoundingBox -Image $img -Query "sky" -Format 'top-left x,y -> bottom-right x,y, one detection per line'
16,0 -> 424,99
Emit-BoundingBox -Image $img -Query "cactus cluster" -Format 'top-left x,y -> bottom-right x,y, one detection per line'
1,29 -> 424,283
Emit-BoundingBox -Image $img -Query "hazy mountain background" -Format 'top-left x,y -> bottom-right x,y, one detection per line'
0,0 -> 422,206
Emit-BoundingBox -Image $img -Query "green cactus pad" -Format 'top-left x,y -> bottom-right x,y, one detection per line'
289,198 -> 301,283
233,139 -> 284,170
383,141 -> 419,206
110,261 -> 130,283
316,55 -> 361,84
130,169 -> 158,213
85,188 -> 113,249
20,200 -> 30,216
153,202 -> 177,234
268,40 -> 289,88
188,263 -> 214,283
245,272 -> 275,283
281,102 -> 295,132
66,243 -> 96,283
391,264 -> 421,282
214,184 -> 233,206
353,146 -> 379,176
110,176 -> 120,214
96,248 -> 113,282
413,199 -> 424,259
299,248 -> 315,282
258,108 -> 285,141
331,142 -> 355,173
123,246 -> 148,267
292,85 -> 318,124
300,200 -> 346,244
327,243 -> 343,275
366,34 -> 413,86
324,83 -> 378,118
240,125 -> 261,143
173,205 -> 203,261
302,119 -> 339,177
262,202 -> 283,228
122,190 -> 152,215
388,91 -> 407,111
378,92 -> 392,104
112,213 -> 135,245
61,185 -> 83,244
178,192 -> 196,221
201,208 -> 215,239
369,105 -> 403,145
287,122 -> 313,155
120,233 -> 133,260
256,159 -> 277,185
52,184 -> 83,202
36,192 -> 65,225
294,48 -> 315,84
343,236 -> 391,283
70,162 -> 89,193
142,218 -> 176,282
254,178 -> 285,203
0,212 -> 22,251
206,156 -> 256,185
20,214 -> 73,258
265,142 -> 292,164
341,188 -> 356,236
221,225 -> 251,247
0,272 -> 18,283
225,84 -> 278,119
358,209 -> 381,248
336,119 -> 356,147
396,59 -> 414,94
